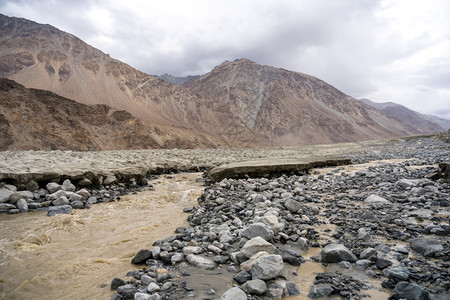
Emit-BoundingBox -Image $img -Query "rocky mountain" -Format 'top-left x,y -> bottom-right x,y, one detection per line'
0,14 -> 433,149
360,98 -> 447,133
157,73 -> 201,86
0,14 -> 265,148
0,78 -> 233,150
184,59 -> 417,146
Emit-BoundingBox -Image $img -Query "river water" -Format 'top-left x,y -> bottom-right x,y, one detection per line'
0,173 -> 203,300
0,172 -> 390,299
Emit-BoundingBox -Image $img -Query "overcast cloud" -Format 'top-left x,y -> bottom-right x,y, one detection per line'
1,0 -> 449,118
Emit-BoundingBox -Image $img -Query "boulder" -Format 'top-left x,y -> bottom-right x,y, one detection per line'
240,251 -> 269,272
0,203 -> 16,212
241,223 -> 274,241
52,196 -> 69,206
284,198 -> 302,213
364,194 -> 391,205
391,282 -> 429,300
46,182 -> 62,193
186,254 -> 217,270
308,284 -> 334,298
321,244 -> 357,263
220,287 -> 247,300
244,279 -> 267,295
0,188 -> 14,203
384,266 -> 410,283
131,249 -> 152,264
254,215 -> 283,233
241,236 -> 277,258
251,254 -> 284,280
62,179 -> 76,192
25,180 -> 39,192
410,237 -> 443,257
47,205 -> 73,216
16,198 -> 29,212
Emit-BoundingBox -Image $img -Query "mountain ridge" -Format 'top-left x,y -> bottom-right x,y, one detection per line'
0,14 -> 440,149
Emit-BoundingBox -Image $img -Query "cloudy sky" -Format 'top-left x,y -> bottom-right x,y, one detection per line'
2,0 -> 450,118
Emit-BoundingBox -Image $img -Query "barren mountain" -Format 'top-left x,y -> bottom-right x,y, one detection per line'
0,78 -> 233,150
185,59 -> 417,146
360,98 -> 448,133
0,14 -> 265,148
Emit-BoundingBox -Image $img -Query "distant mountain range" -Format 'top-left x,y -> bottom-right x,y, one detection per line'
360,98 -> 447,133
0,14 -> 447,150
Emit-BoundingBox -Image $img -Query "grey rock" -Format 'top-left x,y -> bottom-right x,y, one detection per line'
0,188 -> 14,203
132,249 -> 152,265
376,257 -> 393,269
46,182 -> 62,193
268,283 -> 285,298
134,292 -> 152,300
111,277 -> 126,290
71,200 -> 84,209
241,251 -> 269,272
68,192 -> 84,202
284,198 -> 302,213
52,196 -> 69,206
183,246 -> 203,255
16,198 -> 28,212
254,215 -> 283,233
47,205 -> 73,216
171,252 -> 185,264
104,175 -> 117,185
244,279 -> 267,295
384,266 -> 410,283
25,180 -> 39,192
338,261 -> 351,268
241,222 -> 274,241
117,284 -> 136,298
321,243 -> 357,263
140,275 -> 156,286
75,189 -> 90,199
62,179 -> 76,192
147,282 -> 160,293
392,282 -> 429,300
233,270 -> 252,284
151,246 -> 161,259
284,282 -> 300,296
364,194 -> 392,205
241,236 -> 277,258
355,259 -> 372,270
251,254 -> 284,280
220,287 -> 247,300
87,196 -> 97,204
186,254 -> 217,270
410,237 -> 443,257
8,192 -> 25,204
0,203 -> 16,211
47,190 -> 67,201
308,284 -> 334,298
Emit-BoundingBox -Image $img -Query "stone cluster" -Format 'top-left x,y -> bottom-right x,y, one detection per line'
110,137 -> 449,299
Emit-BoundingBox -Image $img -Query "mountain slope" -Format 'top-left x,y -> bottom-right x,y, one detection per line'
0,14 -> 265,147
185,59 -> 416,146
360,98 -> 446,133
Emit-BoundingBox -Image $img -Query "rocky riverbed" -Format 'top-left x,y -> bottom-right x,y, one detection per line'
0,135 -> 449,299
106,137 -> 449,300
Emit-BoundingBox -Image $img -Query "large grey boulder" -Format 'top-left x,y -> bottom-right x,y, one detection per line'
62,179 -> 76,192
244,279 -> 267,295
254,215 -> 283,233
251,254 -> 284,280
46,182 -> 62,193
186,254 -> 217,270
321,244 -> 357,263
0,188 -> 14,203
17,198 -> 29,212
0,203 -> 16,212
241,223 -> 274,241
47,205 -> 73,216
410,237 -> 443,257
392,282 -> 429,300
364,194 -> 391,205
284,198 -> 302,213
220,287 -> 247,300
241,236 -> 277,258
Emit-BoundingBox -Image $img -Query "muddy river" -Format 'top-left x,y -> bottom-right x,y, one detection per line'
0,172 -> 390,299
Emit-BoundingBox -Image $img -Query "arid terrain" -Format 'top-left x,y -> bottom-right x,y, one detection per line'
0,135 -> 448,299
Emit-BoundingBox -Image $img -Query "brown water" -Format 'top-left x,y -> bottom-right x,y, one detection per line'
0,173 -> 203,300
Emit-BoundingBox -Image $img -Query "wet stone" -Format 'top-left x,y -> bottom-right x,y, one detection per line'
220,286 -> 247,300
244,279 -> 267,295
132,249 -> 152,265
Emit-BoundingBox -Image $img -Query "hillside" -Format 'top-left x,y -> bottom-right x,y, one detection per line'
185,59 -> 416,146
360,98 -> 446,133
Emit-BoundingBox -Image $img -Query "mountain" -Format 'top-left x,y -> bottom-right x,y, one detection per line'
184,59 -> 416,146
0,14 -> 265,148
0,14 -> 429,148
157,73 -> 201,86
360,98 -> 446,133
